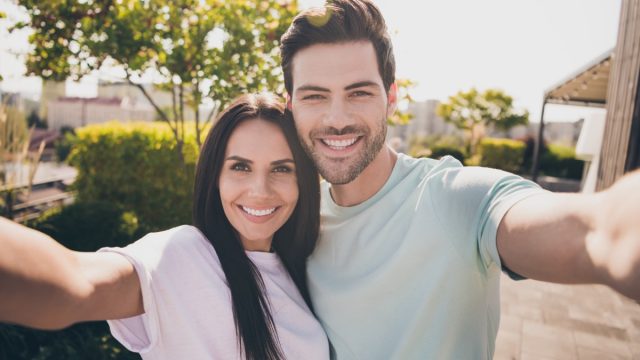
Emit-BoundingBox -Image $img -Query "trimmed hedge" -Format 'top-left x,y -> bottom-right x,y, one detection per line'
540,144 -> 585,180
0,321 -> 140,360
478,138 -> 526,173
68,122 -> 200,232
429,145 -> 466,163
27,201 -> 142,251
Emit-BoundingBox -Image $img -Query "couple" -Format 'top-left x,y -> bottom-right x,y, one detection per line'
2,0 -> 640,359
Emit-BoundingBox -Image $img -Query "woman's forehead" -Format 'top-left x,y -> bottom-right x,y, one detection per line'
225,119 -> 293,160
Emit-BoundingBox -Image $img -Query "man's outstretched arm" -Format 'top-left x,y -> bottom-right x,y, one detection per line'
497,170 -> 640,300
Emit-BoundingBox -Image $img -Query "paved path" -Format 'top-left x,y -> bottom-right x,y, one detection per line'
494,274 -> 640,359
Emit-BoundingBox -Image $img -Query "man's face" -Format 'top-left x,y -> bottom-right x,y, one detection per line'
289,41 -> 396,185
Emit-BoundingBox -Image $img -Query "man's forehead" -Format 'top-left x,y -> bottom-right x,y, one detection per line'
291,41 -> 384,92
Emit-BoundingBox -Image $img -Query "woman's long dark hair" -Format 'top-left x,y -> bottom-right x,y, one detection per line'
193,93 -> 320,360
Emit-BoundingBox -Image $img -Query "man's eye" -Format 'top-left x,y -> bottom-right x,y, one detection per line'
230,162 -> 250,172
351,90 -> 372,98
302,94 -> 325,101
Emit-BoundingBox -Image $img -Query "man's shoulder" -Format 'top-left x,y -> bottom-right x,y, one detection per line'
398,153 -> 464,183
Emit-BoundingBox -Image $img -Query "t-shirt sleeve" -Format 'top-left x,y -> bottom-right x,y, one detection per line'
97,225 -> 207,353
427,161 -> 546,276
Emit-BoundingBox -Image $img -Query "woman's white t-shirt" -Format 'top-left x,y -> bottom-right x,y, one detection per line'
98,225 -> 329,360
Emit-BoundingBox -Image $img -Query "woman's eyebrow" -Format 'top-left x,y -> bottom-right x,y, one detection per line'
271,159 -> 295,166
225,155 -> 252,163
225,156 -> 294,165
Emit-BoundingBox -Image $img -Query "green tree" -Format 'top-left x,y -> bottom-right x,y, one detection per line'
388,78 -> 417,126
11,0 -> 297,150
436,88 -> 529,154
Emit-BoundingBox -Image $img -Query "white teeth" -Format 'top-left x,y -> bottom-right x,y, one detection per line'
242,206 -> 276,217
323,138 -> 358,150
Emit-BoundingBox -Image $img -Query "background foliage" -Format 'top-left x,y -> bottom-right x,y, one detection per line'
436,88 -> 529,153
477,138 -> 526,173
68,121 -> 200,232
1,201 -> 143,360
12,0 -> 298,147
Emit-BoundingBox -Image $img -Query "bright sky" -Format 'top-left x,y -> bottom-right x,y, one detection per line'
1,0 -> 622,122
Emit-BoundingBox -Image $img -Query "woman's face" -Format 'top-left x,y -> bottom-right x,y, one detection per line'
219,118 -> 299,252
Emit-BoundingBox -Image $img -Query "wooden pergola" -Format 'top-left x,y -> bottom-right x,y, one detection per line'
597,0 -> 640,190
531,0 -> 640,190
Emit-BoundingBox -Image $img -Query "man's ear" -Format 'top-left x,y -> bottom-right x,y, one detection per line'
387,82 -> 398,117
286,93 -> 293,111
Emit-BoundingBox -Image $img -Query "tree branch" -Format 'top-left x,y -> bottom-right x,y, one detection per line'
125,75 -> 179,140
179,83 -> 185,145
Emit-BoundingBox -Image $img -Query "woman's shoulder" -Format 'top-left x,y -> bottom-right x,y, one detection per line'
136,225 -> 209,249
109,225 -> 217,269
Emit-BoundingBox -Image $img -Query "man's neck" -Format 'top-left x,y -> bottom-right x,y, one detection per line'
329,146 -> 398,207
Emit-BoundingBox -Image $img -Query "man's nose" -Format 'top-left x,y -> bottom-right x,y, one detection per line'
323,99 -> 354,130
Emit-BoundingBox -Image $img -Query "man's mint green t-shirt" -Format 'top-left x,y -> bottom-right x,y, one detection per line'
308,154 -> 544,360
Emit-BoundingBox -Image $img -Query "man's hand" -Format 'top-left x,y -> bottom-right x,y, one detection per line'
497,170 -> 640,301
588,170 -> 640,299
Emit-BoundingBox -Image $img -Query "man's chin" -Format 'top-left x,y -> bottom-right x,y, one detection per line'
316,160 -> 362,185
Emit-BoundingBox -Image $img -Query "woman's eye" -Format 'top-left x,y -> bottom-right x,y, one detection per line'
273,165 -> 293,173
230,162 -> 250,172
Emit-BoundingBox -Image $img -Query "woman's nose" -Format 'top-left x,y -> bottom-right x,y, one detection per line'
247,173 -> 273,199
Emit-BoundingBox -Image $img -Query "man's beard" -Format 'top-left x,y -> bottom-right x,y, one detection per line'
300,118 -> 387,185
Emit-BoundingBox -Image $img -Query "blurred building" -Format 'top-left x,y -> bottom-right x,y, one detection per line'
97,80 -> 174,109
523,119 -> 584,147
387,99 -> 459,152
40,80 -> 66,120
386,98 -> 584,152
1,92 -> 40,117
47,96 -> 156,130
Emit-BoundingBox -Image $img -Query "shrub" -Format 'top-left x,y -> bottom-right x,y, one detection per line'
429,145 -> 466,163
478,138 -> 526,173
27,201 -> 142,251
68,122 -> 200,232
540,144 -> 585,180
0,321 -> 140,360
55,127 -> 76,163
409,135 -> 467,162
0,202 -> 142,360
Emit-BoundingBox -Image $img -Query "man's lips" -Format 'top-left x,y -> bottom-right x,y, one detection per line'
317,136 -> 362,152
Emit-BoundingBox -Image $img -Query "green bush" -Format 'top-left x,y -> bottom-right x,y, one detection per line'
540,144 -> 585,180
409,135 -> 467,162
0,202 -> 142,360
0,322 -> 140,360
68,122 -> 200,231
478,138 -> 526,173
27,201 -> 142,251
55,127 -> 76,163
429,144 -> 466,163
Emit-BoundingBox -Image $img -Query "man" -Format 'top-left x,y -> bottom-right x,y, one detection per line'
279,0 -> 640,358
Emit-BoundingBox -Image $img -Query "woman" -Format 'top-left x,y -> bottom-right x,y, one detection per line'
0,93 -> 329,360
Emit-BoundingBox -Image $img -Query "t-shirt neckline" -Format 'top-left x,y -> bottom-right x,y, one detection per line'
323,153 -> 410,217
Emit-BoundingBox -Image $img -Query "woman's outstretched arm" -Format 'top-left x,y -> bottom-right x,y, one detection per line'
0,217 -> 143,329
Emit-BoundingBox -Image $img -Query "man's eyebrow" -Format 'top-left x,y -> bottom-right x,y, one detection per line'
344,81 -> 378,91
296,85 -> 330,92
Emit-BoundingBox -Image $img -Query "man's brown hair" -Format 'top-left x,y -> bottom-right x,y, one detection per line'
280,0 -> 396,94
